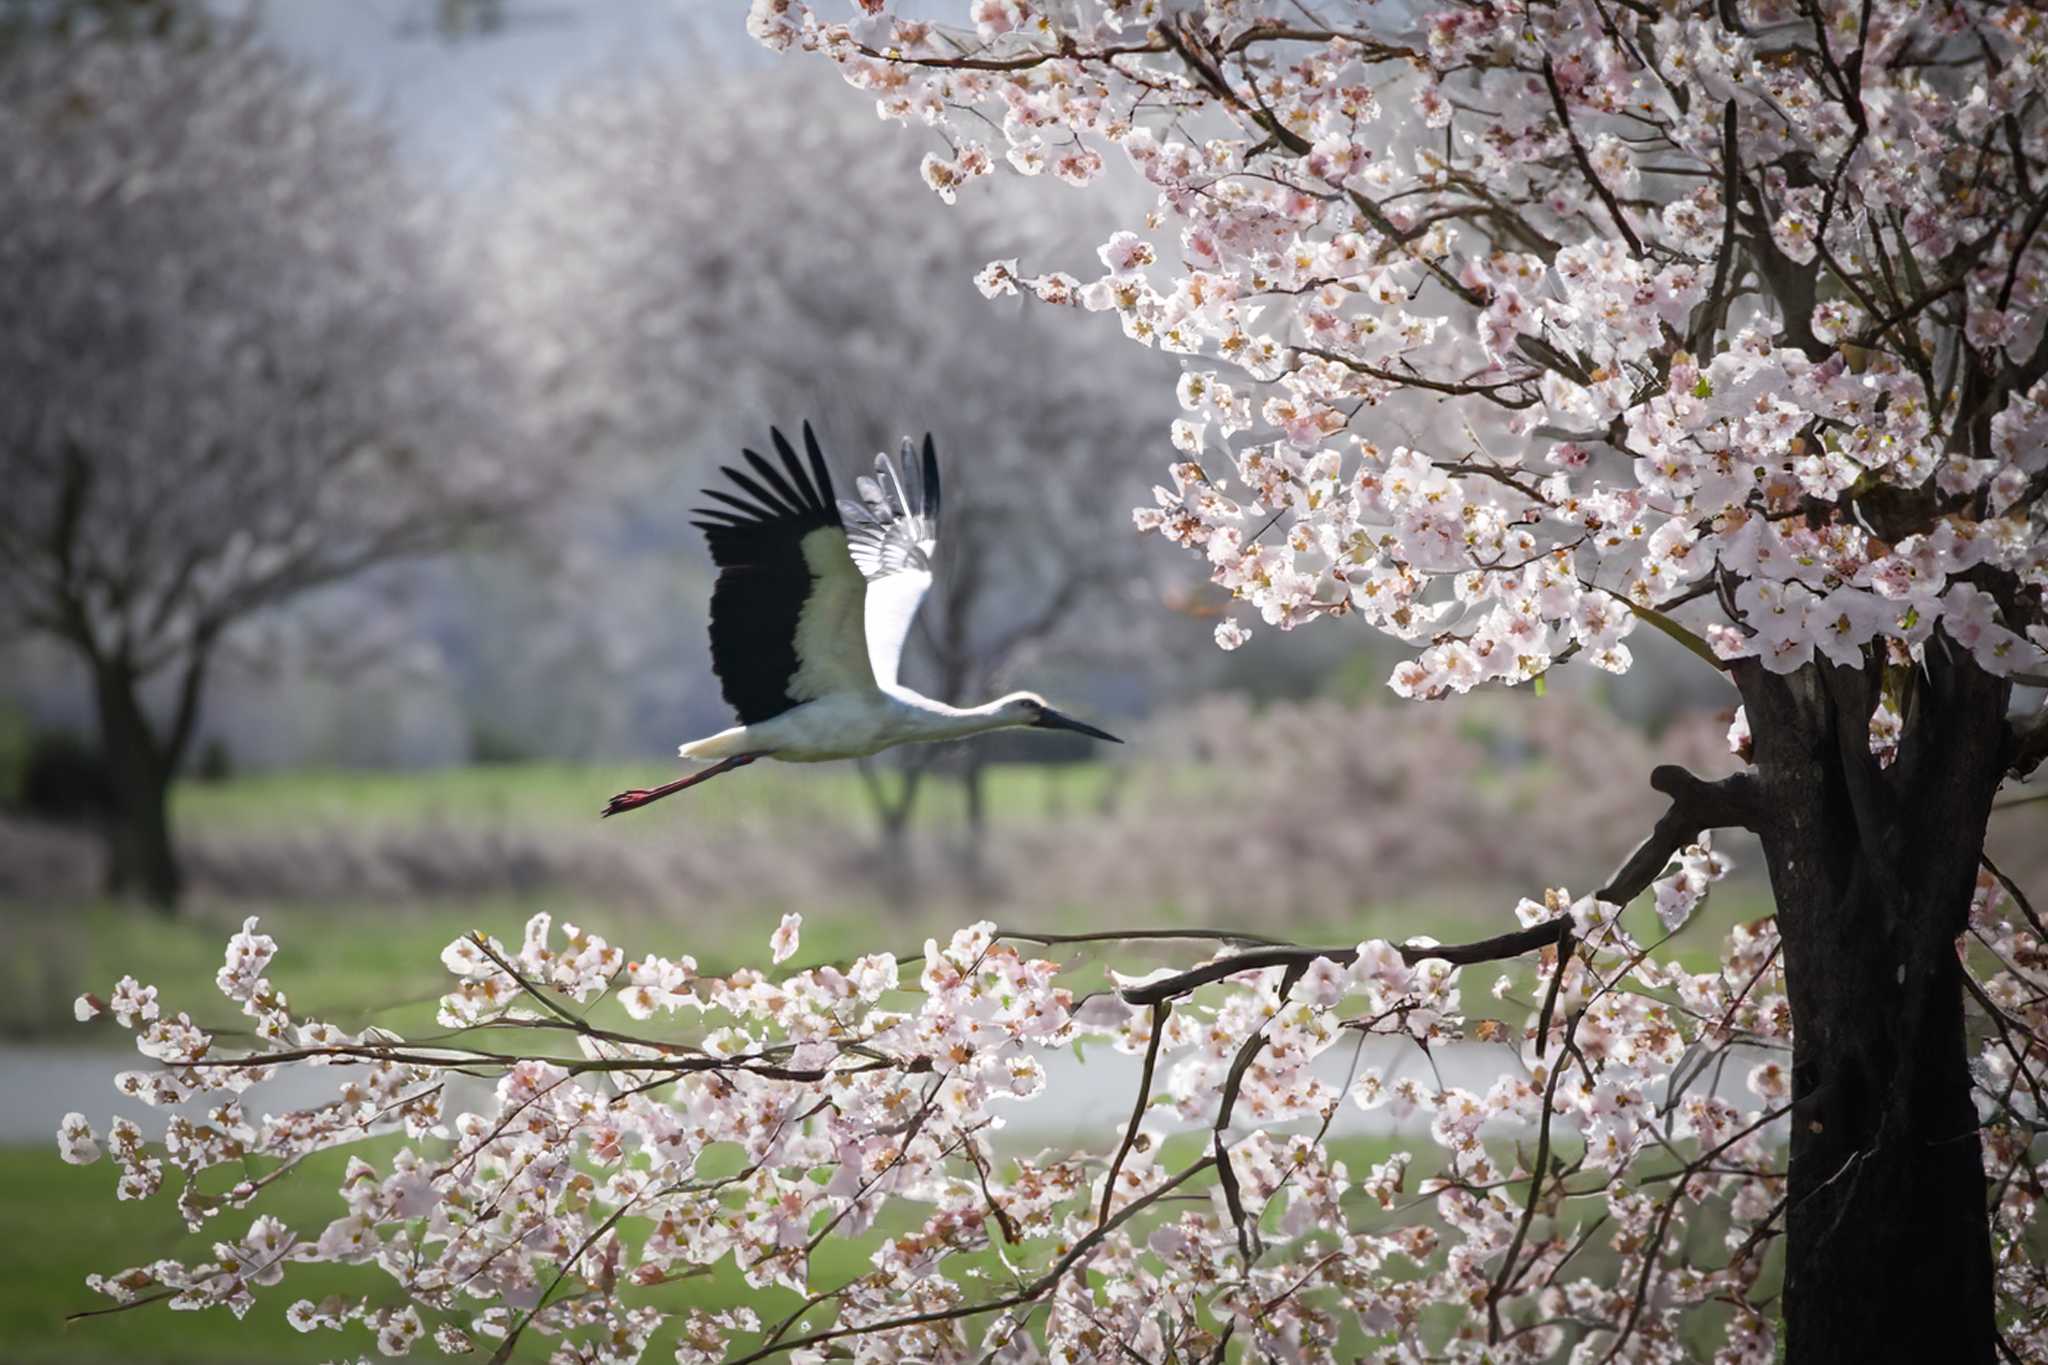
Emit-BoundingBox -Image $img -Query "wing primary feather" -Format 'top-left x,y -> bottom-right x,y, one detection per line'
721,462 -> 798,516
921,433 -> 940,528
770,427 -> 822,517
700,490 -> 771,520
896,438 -> 922,518
744,444 -> 810,515
877,450 -> 909,522
802,421 -> 836,509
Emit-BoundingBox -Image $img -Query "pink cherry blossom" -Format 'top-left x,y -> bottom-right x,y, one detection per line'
770,912 -> 802,964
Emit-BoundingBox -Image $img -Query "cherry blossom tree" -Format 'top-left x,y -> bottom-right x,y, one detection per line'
51,2 -> 2048,1364
0,26 -> 545,907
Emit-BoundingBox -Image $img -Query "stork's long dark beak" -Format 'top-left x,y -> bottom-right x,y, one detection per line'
1036,709 -> 1123,743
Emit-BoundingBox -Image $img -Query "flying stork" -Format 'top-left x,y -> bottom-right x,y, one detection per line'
604,423 -> 1121,816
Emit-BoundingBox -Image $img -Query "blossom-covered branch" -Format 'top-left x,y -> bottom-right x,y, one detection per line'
55,788 -> 2047,1362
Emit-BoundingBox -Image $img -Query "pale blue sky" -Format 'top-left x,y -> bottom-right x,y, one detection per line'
247,0 -> 765,174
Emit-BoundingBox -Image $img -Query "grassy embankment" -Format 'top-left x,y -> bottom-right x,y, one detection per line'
9,760 -> 1776,1038
168,760 -> 1133,836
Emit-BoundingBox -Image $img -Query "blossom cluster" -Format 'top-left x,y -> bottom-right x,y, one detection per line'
754,0 -> 2048,697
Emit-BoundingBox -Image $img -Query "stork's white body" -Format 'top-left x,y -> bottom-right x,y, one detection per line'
604,425 -> 1117,817
682,690 -> 1014,764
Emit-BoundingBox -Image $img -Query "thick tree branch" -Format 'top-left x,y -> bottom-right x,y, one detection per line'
1117,920 -> 1572,1006
162,629 -> 217,770
1598,765 -> 1758,902
1121,764 -> 1755,1007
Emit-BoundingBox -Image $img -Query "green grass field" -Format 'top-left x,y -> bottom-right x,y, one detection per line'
5,1115 -> 1766,1364
4,1129 -> 1437,1365
2,1136 -> 925,1364
168,760 -> 1132,835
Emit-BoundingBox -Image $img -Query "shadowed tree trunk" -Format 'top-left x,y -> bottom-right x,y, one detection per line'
87,645 -> 207,913
1738,652 -> 2007,1365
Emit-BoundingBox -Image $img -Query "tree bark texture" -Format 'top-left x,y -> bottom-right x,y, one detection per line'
1737,654 -> 2008,1365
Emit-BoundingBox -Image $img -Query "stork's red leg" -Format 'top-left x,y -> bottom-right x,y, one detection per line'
602,755 -> 761,817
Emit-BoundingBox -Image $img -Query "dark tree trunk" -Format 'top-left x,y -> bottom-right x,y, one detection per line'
1737,654 -> 2007,1365
91,658 -> 183,912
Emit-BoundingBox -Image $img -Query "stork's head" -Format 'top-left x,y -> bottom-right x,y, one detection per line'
995,691 -> 1123,743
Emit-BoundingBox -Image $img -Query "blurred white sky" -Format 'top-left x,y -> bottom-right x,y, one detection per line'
246,0 -> 766,173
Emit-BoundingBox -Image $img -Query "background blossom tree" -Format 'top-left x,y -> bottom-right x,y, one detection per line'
49,2 -> 2048,1364
0,25 -> 547,908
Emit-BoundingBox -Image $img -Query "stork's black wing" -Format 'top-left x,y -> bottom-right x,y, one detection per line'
689,423 -> 874,724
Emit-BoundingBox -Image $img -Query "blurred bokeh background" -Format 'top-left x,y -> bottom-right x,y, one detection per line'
1,3 -> 2039,1361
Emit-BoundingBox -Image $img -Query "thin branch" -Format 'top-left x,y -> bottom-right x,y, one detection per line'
1098,1001 -> 1170,1226
1983,853 -> 2048,943
1534,928 -> 1578,1061
850,38 -> 1167,73
1296,344 -> 1542,406
1599,1101 -> 1793,1362
64,1289 -> 177,1324
722,1155 -> 1219,1365
1211,1026 -> 1272,1264
1488,1008 -> 1583,1342
999,927 -> 1296,950
1691,103 -> 1743,357
1542,56 -> 1644,256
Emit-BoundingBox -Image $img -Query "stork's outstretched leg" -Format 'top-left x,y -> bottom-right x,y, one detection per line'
602,754 -> 761,817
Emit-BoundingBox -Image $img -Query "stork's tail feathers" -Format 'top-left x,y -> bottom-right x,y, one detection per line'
677,726 -> 758,763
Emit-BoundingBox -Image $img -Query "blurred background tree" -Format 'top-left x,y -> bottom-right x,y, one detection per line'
0,23 -> 550,908
0,0 -> 191,44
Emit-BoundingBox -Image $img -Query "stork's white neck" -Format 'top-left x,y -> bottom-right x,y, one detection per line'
889,690 -> 1022,742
